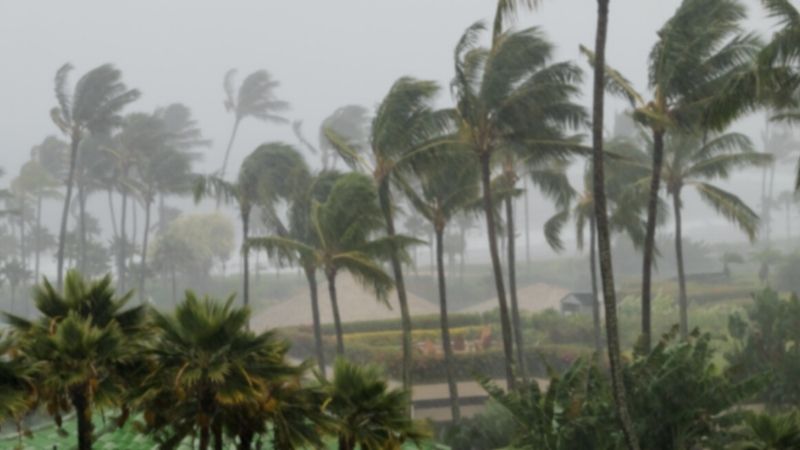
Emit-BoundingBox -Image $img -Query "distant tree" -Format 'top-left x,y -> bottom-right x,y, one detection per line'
28,136 -> 67,281
50,64 -> 139,288
0,259 -> 31,312
722,251 -> 745,278
220,69 -> 289,180
293,105 -> 369,170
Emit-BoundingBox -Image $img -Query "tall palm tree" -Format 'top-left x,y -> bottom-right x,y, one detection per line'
195,143 -> 309,309
138,292 -> 300,450
324,77 -> 448,393
405,150 -> 480,423
590,0 -> 640,448
249,172 -> 410,356
29,136 -> 67,282
638,131 -> 770,337
220,69 -> 289,180
323,359 -> 427,450
3,270 -> 146,450
581,0 -> 760,351
50,64 -> 140,288
450,10 -> 584,386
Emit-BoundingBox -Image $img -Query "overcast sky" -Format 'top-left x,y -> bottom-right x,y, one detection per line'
0,0 -> 790,249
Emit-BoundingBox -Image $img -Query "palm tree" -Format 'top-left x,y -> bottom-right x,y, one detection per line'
3,270 -> 146,450
135,104 -> 207,301
405,150 -> 480,423
293,105 -> 369,170
249,172 -> 409,356
324,77 -> 448,393
757,122 -> 798,243
636,131 -> 770,337
50,64 -> 140,288
323,359 -> 427,450
220,69 -> 289,180
29,136 -> 67,282
139,292 -> 300,450
733,412 -> 800,450
589,0 -> 640,447
195,142 -> 309,309
775,190 -> 797,240
450,7 -> 584,386
0,333 -> 34,428
546,142 -> 651,354
582,0 -> 760,351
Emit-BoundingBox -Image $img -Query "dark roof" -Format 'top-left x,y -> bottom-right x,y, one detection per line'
559,292 -> 595,306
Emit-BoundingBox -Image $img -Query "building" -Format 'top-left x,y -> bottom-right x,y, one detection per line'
559,292 -> 596,315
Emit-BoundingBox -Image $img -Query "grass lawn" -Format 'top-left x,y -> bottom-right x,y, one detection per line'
1,415 -> 449,450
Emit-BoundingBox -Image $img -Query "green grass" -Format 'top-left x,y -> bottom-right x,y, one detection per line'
0,415 -> 448,450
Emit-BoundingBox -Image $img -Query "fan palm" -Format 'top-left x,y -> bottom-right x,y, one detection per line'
195,142 -> 309,309
249,172 -> 411,356
220,69 -> 289,180
404,150 -> 481,423
733,412 -> 800,450
3,270 -> 147,450
0,333 -> 35,427
450,7 -> 584,386
50,64 -> 140,288
582,0 -> 760,351
324,77 -> 449,392
138,292 -> 300,450
322,359 -> 427,450
637,131 -> 770,337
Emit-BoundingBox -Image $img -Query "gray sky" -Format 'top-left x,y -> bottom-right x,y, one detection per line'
0,0 -> 790,249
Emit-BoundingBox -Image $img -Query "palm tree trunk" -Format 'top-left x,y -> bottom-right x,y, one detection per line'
107,188 -> 118,239
238,430 -> 254,450
327,270 -> 345,355
305,266 -> 326,378
138,195 -> 153,303
505,193 -> 527,382
479,152 -> 515,389
641,128 -> 665,353
435,226 -> 461,423
591,1 -> 640,449
212,419 -> 223,450
119,172 -> 129,290
78,185 -> 87,273
219,117 -> 241,181
19,197 -> 27,273
130,199 -> 138,271
589,216 -> 602,354
70,383 -> 93,450
57,132 -> 80,288
767,164 -> 776,243
242,208 -> 251,309
672,191 -> 689,339
524,178 -> 531,269
338,435 -> 355,450
199,425 -> 210,450
35,194 -> 42,283
459,222 -> 466,280
377,183 -> 414,394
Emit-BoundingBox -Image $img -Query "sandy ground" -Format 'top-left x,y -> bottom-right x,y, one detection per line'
252,273 -> 439,330
461,282 -> 571,314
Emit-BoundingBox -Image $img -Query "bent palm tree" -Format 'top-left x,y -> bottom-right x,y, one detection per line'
324,77 -> 448,393
220,69 -> 289,180
581,0 -> 760,351
249,172 -> 413,356
641,132 -> 770,337
50,64 -> 140,288
195,142 -> 309,309
450,10 -> 584,386
405,150 -> 481,423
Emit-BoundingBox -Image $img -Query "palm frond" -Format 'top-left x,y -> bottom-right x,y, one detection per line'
692,182 -> 759,240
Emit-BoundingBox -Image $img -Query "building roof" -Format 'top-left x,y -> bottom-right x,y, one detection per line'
559,292 -> 595,307
461,282 -> 571,314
